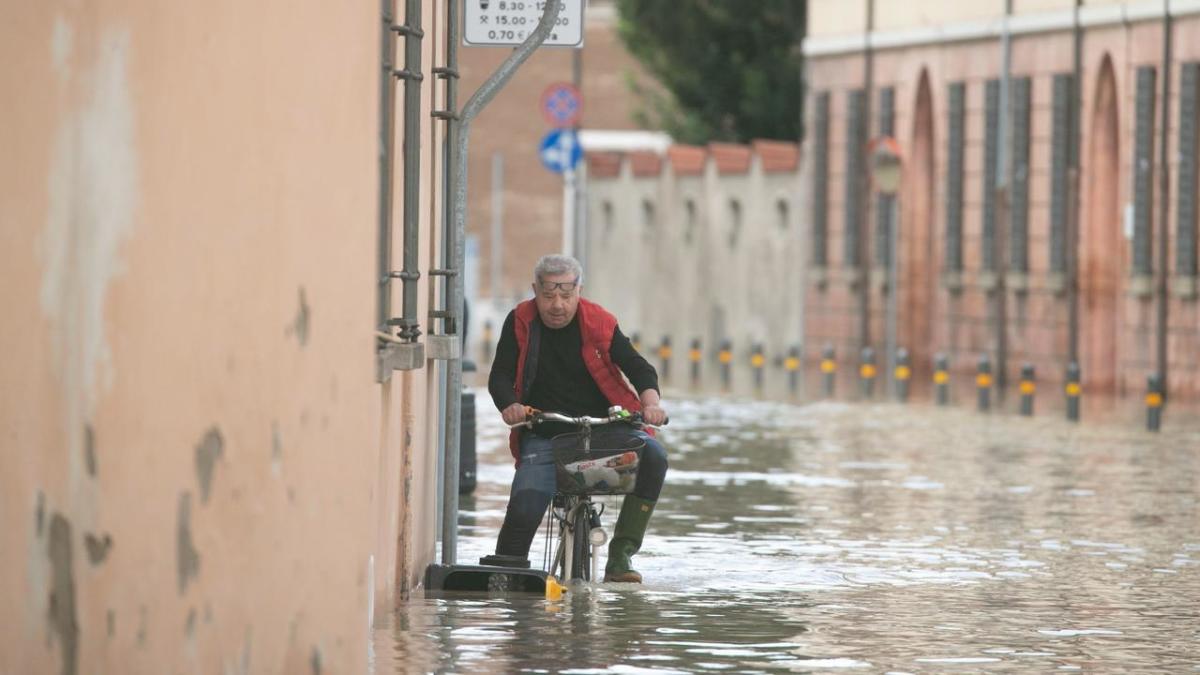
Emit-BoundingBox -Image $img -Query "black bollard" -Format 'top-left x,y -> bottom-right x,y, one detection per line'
821,344 -> 836,398
482,320 -> 494,363
751,343 -> 765,393
689,338 -> 702,390
459,390 -> 477,495
1065,361 -> 1081,422
1146,374 -> 1164,432
719,340 -> 733,392
976,354 -> 992,412
1019,363 -> 1036,416
785,346 -> 801,398
657,336 -> 672,384
860,347 -> 877,399
934,352 -> 950,406
895,347 -> 911,402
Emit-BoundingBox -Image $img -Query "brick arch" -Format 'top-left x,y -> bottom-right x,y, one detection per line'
1081,54 -> 1121,393
903,68 -> 938,373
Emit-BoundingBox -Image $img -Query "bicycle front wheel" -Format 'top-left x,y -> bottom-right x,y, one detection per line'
570,505 -> 591,581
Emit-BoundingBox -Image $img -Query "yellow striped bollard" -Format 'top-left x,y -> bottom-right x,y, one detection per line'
894,347 -> 911,402
657,336 -> 672,384
785,346 -> 801,397
482,320 -> 494,363
751,343 -> 766,393
1019,363 -> 1036,416
1065,361 -> 1081,422
1146,374 -> 1163,432
689,338 -> 702,389
718,340 -> 733,392
859,347 -> 877,399
976,354 -> 992,412
631,332 -> 641,353
821,344 -> 836,398
934,352 -> 950,406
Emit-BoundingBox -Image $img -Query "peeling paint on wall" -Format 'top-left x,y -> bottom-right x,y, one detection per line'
286,287 -> 311,347
84,425 -> 96,477
176,493 -> 201,594
39,25 -> 139,497
84,532 -> 112,565
47,514 -> 79,675
194,426 -> 224,503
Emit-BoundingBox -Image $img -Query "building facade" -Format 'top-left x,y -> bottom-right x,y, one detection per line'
2,1 -> 454,671
804,0 -> 1200,399
584,142 -> 804,398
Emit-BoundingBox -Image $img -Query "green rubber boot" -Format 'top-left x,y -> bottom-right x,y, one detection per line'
604,495 -> 656,583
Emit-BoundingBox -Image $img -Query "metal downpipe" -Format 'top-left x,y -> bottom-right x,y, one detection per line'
441,0 -> 564,566
397,0 -> 424,341
378,0 -> 397,336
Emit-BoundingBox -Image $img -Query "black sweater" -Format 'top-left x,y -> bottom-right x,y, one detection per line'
488,310 -> 659,437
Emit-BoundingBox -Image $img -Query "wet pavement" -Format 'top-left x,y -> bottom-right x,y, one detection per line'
372,391 -> 1200,672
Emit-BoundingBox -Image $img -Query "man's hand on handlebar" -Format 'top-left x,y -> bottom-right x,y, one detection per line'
640,403 -> 668,426
501,402 -> 528,426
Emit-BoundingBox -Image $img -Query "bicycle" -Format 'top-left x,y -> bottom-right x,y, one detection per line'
510,405 -> 660,583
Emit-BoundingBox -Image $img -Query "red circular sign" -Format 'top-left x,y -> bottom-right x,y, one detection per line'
540,82 -> 583,128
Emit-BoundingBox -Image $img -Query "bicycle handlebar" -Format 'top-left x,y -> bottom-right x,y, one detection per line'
508,406 -> 668,430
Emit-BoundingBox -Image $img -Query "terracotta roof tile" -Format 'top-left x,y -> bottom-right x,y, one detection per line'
586,151 -> 622,179
752,139 -> 800,173
666,145 -> 706,176
627,151 -> 663,177
708,142 -> 752,175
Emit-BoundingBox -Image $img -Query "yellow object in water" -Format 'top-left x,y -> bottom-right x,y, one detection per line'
544,575 -> 566,601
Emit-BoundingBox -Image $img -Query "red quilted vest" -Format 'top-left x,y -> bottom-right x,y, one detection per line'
507,297 -> 648,461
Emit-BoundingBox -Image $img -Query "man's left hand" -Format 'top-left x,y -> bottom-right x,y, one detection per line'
641,404 -> 667,426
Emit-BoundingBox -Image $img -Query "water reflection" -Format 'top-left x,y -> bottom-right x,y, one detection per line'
373,393 -> 1200,672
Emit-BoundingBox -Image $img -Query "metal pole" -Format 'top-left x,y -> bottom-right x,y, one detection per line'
1156,0 -> 1172,397
859,0 -> 875,351
1067,0 -> 1083,365
490,153 -> 504,299
562,167 -> 576,255
572,47 -> 584,261
442,0 -> 564,566
398,0 -> 424,341
377,0 -> 397,335
885,196 -> 899,394
994,0 -> 1014,402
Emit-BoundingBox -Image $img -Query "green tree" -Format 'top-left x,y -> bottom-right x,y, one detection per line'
615,0 -> 805,144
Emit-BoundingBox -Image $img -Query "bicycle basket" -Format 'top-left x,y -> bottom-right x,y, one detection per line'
550,426 -> 645,495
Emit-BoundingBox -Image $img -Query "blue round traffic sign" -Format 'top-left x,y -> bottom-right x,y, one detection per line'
540,82 -> 583,128
539,128 -> 582,174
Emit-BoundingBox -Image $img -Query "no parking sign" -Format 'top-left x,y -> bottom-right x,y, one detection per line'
540,82 -> 583,128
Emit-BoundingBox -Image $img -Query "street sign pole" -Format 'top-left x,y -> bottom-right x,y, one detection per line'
442,0 -> 563,569
563,166 -> 576,257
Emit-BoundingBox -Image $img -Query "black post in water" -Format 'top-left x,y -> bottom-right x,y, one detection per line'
719,340 -> 732,392
895,347 -> 911,402
934,352 -> 950,406
821,343 -> 836,398
1146,373 -> 1164,432
657,336 -> 672,384
689,338 -> 702,390
1065,361 -> 1081,422
1019,363 -> 1036,416
976,354 -> 992,412
751,343 -> 765,393
786,346 -> 801,398
860,347 -> 876,399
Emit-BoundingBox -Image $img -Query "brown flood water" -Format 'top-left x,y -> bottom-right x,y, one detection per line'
372,392 -> 1200,672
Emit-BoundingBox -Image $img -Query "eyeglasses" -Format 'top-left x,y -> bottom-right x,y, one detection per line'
536,280 -> 579,293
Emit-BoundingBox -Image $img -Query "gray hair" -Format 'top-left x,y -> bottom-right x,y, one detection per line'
533,254 -> 583,284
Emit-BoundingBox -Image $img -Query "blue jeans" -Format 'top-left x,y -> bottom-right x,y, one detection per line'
494,430 -> 668,559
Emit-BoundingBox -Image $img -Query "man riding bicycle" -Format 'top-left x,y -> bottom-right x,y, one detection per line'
487,254 -> 668,583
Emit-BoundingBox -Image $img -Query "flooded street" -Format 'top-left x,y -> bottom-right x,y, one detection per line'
373,392 -> 1200,672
